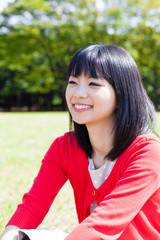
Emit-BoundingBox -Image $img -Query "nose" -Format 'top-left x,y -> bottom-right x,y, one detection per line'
74,84 -> 88,99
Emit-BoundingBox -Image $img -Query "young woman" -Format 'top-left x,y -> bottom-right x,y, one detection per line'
1,45 -> 160,240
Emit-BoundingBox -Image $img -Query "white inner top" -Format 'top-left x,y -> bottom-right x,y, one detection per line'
88,157 -> 116,213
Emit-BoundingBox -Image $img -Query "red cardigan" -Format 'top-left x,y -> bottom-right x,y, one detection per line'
7,133 -> 160,239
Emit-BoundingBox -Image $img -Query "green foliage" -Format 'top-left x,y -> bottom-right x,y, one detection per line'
0,0 -> 160,110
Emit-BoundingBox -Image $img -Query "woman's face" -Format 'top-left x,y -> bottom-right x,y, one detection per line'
66,73 -> 117,129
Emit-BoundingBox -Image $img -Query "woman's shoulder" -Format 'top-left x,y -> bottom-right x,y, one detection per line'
54,131 -> 76,144
44,131 -> 83,159
122,133 -> 160,158
50,131 -> 82,152
132,133 -> 160,146
117,133 -> 160,176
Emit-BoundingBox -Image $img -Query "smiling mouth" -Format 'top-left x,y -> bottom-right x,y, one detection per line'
74,104 -> 92,110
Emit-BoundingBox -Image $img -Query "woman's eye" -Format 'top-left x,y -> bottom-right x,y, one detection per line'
68,81 -> 77,85
89,82 -> 100,86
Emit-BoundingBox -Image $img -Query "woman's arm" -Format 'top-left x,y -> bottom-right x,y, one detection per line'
5,136 -> 68,229
0,225 -> 20,240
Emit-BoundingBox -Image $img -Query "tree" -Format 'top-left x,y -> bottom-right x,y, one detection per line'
0,0 -> 160,110
0,0 -> 103,110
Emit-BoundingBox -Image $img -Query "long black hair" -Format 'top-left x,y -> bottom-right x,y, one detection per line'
67,44 -> 155,161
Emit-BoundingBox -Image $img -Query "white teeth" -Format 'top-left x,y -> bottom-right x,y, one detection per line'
75,104 -> 91,110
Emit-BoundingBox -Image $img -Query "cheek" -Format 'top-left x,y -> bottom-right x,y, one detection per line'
65,87 -> 71,107
99,89 -> 117,109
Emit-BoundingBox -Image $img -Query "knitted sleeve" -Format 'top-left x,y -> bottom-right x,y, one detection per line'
7,136 -> 68,229
65,136 -> 160,240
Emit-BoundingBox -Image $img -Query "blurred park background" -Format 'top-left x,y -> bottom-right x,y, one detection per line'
0,0 -> 160,111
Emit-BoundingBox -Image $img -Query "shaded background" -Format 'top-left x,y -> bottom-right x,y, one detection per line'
0,0 -> 160,111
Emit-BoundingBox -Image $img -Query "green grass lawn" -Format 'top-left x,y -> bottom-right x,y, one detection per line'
156,112 -> 160,133
0,111 -> 160,234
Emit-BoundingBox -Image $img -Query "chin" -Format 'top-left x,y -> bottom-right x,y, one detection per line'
72,118 -> 87,125
73,120 -> 86,125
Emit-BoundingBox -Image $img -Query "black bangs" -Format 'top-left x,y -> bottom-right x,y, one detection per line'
68,45 -> 111,80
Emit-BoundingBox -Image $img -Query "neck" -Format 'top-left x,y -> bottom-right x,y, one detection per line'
86,120 -> 115,168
